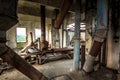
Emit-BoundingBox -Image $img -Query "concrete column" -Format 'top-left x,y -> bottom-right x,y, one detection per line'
101,40 -> 107,66
52,9 -> 60,48
56,29 -> 60,48
51,19 -> 55,48
83,0 -> 108,72
66,30 -> 70,47
61,24 -> 64,48
73,0 -> 81,70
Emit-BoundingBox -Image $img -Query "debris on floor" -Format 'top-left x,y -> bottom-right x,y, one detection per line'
0,60 -> 118,80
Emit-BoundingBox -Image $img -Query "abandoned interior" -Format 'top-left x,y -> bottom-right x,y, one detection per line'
0,0 -> 120,80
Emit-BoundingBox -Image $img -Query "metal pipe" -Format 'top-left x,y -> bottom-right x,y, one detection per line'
0,44 -> 48,80
83,0 -> 108,72
73,0 -> 81,70
96,0 -> 108,30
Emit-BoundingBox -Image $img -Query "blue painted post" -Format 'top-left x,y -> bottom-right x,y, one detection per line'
73,0 -> 81,70
0,31 -> 6,43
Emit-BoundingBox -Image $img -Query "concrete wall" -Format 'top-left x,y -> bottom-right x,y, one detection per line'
106,26 -> 120,70
6,14 -> 51,49
6,13 -> 67,49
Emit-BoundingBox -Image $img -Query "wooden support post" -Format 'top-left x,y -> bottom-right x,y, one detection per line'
40,5 -> 49,51
0,44 -> 48,80
81,41 -> 85,69
40,5 -> 46,42
83,0 -> 108,72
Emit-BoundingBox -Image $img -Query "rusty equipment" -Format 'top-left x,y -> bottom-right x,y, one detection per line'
27,48 -> 74,64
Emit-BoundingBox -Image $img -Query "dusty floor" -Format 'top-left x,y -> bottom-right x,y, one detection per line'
0,59 -> 118,80
0,60 -> 74,80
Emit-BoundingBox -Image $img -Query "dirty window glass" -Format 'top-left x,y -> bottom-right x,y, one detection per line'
35,29 -> 41,39
16,28 -> 26,42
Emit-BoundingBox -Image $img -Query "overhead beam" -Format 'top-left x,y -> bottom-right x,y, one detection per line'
18,0 -> 86,17
26,0 -> 62,9
17,4 -> 54,18
54,0 -> 73,29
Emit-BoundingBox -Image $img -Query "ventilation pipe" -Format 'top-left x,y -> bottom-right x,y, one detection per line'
83,0 -> 108,72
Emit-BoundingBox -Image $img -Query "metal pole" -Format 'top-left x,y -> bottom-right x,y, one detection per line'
40,5 -> 46,42
73,0 -> 81,70
30,32 -> 33,43
96,0 -> 108,30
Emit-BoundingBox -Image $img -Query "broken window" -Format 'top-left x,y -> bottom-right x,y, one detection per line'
16,28 -> 26,42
